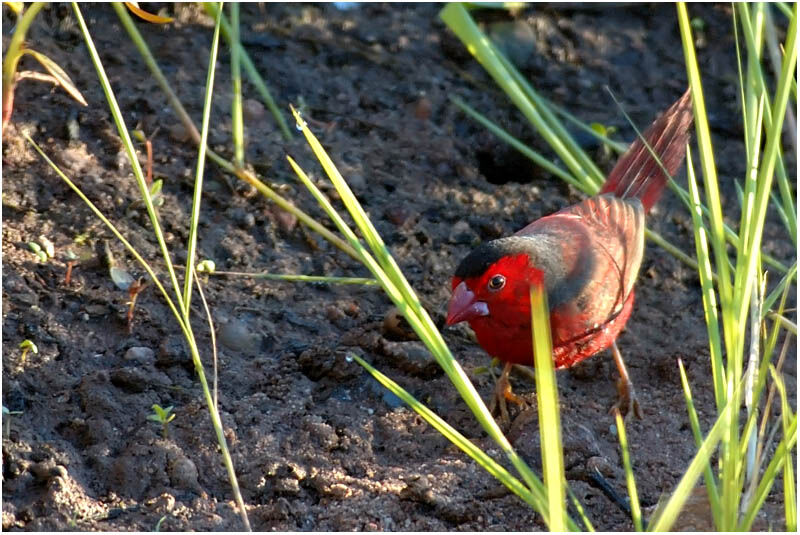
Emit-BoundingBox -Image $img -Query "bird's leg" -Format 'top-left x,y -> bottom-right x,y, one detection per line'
489,362 -> 528,425
610,342 -> 643,419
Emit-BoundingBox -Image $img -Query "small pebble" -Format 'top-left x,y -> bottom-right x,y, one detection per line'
218,319 -> 260,354
448,220 -> 479,245
274,210 -> 298,234
123,346 -> 155,365
168,123 -> 191,143
414,97 -> 432,121
168,457 -> 200,492
243,99 -> 265,122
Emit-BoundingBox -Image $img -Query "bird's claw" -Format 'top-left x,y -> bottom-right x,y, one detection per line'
611,378 -> 643,419
490,366 -> 528,426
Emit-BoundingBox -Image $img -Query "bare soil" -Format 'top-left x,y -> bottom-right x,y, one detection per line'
2,3 -> 795,531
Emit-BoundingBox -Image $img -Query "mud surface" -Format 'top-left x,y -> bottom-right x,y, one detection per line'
2,3 -> 795,531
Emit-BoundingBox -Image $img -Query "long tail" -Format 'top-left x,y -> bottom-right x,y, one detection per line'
600,89 -> 693,212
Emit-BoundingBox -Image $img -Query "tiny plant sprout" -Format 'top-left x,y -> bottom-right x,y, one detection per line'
589,122 -> 618,160
131,128 -> 147,143
149,179 -> 164,208
148,404 -> 176,439
196,259 -> 216,274
690,16 -> 706,32
27,242 -> 48,262
38,235 -> 55,258
19,339 -> 38,364
64,250 -> 78,285
3,405 -> 23,438
126,278 -> 148,334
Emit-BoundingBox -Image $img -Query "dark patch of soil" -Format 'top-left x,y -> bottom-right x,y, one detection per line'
2,3 -> 795,531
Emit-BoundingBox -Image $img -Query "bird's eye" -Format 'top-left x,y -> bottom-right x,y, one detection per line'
488,274 -> 505,291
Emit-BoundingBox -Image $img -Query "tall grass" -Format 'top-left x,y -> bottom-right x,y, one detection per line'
17,1 -> 796,530
441,1 -> 796,530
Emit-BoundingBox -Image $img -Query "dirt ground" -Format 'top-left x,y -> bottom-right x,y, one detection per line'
2,3 -> 796,531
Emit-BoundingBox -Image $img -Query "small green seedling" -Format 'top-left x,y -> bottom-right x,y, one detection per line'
154,515 -> 167,532
127,178 -> 164,214
19,339 -> 38,364
690,16 -> 707,32
3,405 -> 24,438
38,235 -> 55,258
590,122 -> 619,161
147,404 -> 176,439
196,259 -> 216,274
27,236 -> 55,262
27,242 -> 47,262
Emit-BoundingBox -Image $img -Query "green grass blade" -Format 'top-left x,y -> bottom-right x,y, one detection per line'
450,95 -> 580,189
288,118 -> 579,529
79,2 -> 186,314
25,135 -> 186,337
183,2 -> 223,315
772,367 -> 797,531
566,483 -> 595,531
733,3 -> 797,355
614,411 -> 643,531
529,283 -> 566,530
439,3 -> 599,189
677,359 -> 721,527
211,270 -> 378,285
201,2 -> 292,140
230,2 -> 244,166
348,353 -> 550,517
738,412 -> 797,530
685,149 -> 726,408
647,388 -> 738,531
113,2 -> 201,144
548,100 -> 628,154
677,2 -> 736,362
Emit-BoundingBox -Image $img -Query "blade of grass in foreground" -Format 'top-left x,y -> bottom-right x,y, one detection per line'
677,359 -> 721,527
529,282 -> 566,531
210,270 -> 378,285
614,411 -> 643,531
348,353 -> 547,514
647,384 -> 740,531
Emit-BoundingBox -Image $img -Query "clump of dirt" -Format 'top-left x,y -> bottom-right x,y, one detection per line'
2,3 -> 794,531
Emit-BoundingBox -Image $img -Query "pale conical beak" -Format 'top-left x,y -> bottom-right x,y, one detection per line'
446,281 -> 489,325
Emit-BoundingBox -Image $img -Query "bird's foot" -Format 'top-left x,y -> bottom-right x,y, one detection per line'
489,363 -> 529,427
611,377 -> 643,419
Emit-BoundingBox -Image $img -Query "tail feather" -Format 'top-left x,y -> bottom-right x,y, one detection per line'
600,89 -> 693,212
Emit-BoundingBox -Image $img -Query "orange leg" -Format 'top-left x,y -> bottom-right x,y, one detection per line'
611,342 -> 643,419
489,362 -> 528,425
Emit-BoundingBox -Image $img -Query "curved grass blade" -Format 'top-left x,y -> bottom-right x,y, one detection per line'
349,353 -> 549,516
124,1 -> 173,23
20,49 -> 88,106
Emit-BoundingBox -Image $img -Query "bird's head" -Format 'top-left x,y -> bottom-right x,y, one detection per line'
446,238 -> 544,327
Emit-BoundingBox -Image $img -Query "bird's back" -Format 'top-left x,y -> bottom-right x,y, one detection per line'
515,195 -> 645,361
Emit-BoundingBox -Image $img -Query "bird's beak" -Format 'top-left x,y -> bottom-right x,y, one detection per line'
446,281 -> 489,325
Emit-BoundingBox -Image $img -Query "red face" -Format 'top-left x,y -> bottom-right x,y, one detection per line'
446,253 -> 542,329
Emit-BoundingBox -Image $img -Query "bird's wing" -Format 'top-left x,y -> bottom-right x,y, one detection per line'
563,194 -> 646,303
517,195 -> 645,336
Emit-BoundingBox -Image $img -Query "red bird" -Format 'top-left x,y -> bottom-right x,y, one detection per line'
446,90 -> 693,422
